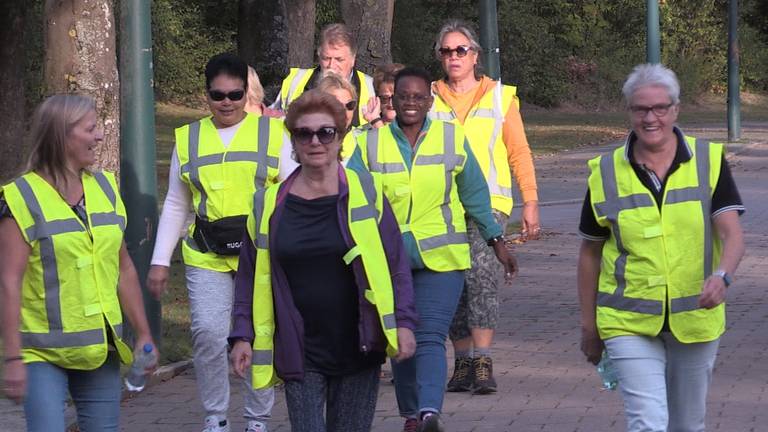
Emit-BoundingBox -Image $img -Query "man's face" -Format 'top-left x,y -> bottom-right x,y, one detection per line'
319,43 -> 355,78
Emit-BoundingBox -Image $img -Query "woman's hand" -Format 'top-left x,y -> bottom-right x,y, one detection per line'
134,333 -> 159,373
230,340 -> 252,378
394,328 -> 416,362
2,359 -> 26,404
493,241 -> 518,283
699,275 -> 727,309
147,265 -> 170,300
520,201 -> 541,241
362,96 -> 381,123
580,326 -> 604,365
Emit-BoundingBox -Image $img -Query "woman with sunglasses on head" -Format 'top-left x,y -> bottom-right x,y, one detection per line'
146,53 -> 288,432
349,67 -> 518,432
229,89 -> 417,432
0,94 -> 156,431
429,20 -> 540,396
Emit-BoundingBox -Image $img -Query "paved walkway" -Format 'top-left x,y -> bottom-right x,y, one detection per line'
3,128 -> 767,432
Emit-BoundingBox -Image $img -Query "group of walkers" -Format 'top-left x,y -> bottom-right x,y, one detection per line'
0,17 -> 745,432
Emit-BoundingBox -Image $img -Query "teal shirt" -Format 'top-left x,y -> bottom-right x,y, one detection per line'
348,118 -> 502,269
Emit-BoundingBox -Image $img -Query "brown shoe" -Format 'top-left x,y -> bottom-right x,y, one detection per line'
472,355 -> 497,394
446,357 -> 473,392
403,417 -> 419,432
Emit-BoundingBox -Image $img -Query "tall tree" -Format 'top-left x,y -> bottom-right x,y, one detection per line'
44,0 -> 120,172
0,0 -> 27,182
238,0 -> 315,103
340,0 -> 394,74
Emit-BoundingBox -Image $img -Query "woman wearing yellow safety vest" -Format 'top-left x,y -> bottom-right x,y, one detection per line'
147,54 -> 286,432
348,67 -> 518,432
315,72 -> 361,162
578,64 -> 746,432
430,20 -> 541,395
228,89 -> 417,432
0,94 -> 156,431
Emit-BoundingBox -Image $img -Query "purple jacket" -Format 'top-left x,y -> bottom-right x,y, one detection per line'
228,166 -> 417,381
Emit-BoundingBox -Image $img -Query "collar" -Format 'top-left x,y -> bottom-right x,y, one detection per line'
623,126 -> 693,163
390,117 -> 431,143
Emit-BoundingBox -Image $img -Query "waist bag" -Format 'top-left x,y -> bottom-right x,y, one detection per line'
192,215 -> 248,256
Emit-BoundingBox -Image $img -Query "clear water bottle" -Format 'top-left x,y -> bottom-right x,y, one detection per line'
124,343 -> 156,392
596,350 -> 618,390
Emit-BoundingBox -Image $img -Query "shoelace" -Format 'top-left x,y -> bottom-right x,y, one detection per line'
475,357 -> 492,381
453,358 -> 472,380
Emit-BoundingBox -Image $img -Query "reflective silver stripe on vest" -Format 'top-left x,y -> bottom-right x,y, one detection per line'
251,349 -> 273,365
366,129 -> 406,173
251,188 -> 269,249
382,313 -> 397,330
183,119 -> 278,221
415,122 -> 467,252
91,171 -> 126,230
285,69 -> 312,106
594,153 -> 662,315
469,85 -> 513,198
669,139 -> 713,313
21,328 -> 104,349
113,323 -> 124,338
350,170 -> 380,222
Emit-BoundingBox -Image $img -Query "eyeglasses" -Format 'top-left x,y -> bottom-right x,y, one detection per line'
343,100 -> 357,111
208,89 -> 245,102
438,45 -> 474,58
394,93 -> 431,104
378,95 -> 393,104
629,103 -> 674,117
290,127 -> 338,145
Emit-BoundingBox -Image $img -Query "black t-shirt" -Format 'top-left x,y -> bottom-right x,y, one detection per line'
275,193 -> 384,376
579,131 -> 745,240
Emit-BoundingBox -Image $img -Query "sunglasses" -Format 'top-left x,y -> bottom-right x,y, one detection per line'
208,89 -> 245,102
290,127 -> 338,145
343,100 -> 357,111
438,45 -> 474,58
378,95 -> 393,104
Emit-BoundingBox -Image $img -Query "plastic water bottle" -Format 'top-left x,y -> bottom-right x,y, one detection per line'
124,343 -> 156,392
596,350 -> 618,390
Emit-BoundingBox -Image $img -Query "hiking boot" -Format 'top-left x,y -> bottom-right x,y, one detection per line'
446,356 -> 474,392
418,412 -> 445,432
403,417 -> 420,432
472,355 -> 497,394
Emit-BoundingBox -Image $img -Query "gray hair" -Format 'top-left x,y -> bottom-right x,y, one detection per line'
622,63 -> 681,105
318,23 -> 357,55
434,19 -> 482,60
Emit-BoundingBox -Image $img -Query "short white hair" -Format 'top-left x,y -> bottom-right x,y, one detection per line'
622,63 -> 680,105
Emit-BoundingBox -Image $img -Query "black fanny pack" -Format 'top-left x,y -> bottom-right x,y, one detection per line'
192,215 -> 248,256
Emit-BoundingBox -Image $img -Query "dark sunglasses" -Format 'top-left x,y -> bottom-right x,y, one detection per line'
343,100 -> 357,111
378,95 -> 393,104
291,127 -> 338,145
438,45 -> 474,58
208,89 -> 245,102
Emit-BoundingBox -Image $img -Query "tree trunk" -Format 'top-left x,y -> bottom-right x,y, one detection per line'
44,0 -> 120,173
238,0 -> 287,103
283,0 -> 316,68
0,0 -> 27,182
340,0 -> 394,74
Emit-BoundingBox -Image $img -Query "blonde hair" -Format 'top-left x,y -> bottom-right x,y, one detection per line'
245,66 -> 265,113
27,94 -> 96,192
316,71 -> 358,102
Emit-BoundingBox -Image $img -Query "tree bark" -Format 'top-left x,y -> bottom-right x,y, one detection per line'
44,0 -> 120,173
283,0 -> 316,68
340,0 -> 394,74
0,0 -> 27,182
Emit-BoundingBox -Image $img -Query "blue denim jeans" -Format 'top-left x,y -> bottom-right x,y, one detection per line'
24,351 -> 121,432
392,269 -> 464,417
605,334 -> 720,432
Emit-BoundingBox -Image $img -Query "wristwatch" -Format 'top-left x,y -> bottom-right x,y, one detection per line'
713,269 -> 732,287
487,235 -> 505,247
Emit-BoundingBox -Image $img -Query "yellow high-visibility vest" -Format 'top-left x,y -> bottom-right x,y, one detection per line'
276,67 -> 375,126
588,137 -> 725,343
1,170 -> 133,369
246,168 -> 399,389
175,113 -> 284,271
429,81 -> 518,215
355,120 -> 470,271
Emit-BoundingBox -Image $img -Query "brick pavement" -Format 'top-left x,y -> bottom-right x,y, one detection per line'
3,135 -> 766,432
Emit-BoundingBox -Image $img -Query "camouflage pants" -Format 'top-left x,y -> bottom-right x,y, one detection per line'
449,211 -> 509,341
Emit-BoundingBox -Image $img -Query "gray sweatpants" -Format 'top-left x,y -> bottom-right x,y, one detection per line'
186,265 -> 274,422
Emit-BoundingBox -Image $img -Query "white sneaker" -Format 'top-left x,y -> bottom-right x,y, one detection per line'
246,420 -> 268,432
202,415 -> 230,432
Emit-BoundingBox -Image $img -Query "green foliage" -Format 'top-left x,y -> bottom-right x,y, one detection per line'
151,0 -> 236,103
